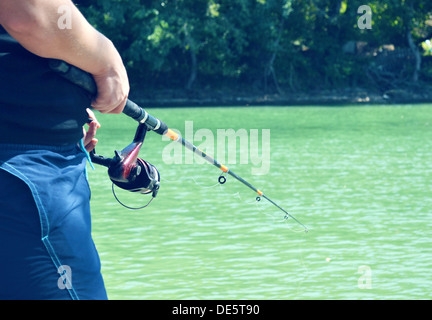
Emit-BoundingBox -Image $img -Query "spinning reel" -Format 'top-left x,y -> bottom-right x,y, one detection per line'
90,122 -> 160,209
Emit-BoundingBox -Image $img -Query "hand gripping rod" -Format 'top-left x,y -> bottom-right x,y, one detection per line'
48,59 -> 167,135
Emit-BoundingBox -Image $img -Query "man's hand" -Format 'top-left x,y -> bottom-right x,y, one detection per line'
91,53 -> 129,114
82,108 -> 100,152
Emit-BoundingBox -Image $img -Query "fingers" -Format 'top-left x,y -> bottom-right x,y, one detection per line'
86,108 -> 101,128
85,138 -> 98,153
92,94 -> 127,114
95,95 -> 128,114
82,108 -> 100,152
91,64 -> 129,114
83,133 -> 98,152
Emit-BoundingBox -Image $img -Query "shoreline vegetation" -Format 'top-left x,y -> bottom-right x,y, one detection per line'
131,86 -> 432,107
78,1 -> 432,109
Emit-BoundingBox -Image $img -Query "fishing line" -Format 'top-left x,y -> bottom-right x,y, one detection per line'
111,183 -> 155,210
250,197 -> 308,232
161,175 -> 221,189
190,177 -> 221,189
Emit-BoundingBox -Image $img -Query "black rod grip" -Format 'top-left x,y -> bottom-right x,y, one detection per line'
123,100 -> 145,122
48,59 -> 168,134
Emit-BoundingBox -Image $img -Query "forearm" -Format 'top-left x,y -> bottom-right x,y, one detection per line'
0,0 -> 129,113
0,0 -> 120,77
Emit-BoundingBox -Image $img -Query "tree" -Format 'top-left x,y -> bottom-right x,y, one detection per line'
77,0 -> 432,96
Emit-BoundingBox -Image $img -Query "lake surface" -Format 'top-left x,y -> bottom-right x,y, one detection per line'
88,104 -> 432,300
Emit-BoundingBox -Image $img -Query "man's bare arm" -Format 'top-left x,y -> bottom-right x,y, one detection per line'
0,0 -> 129,113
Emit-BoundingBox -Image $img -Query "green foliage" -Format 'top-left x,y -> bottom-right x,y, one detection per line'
78,0 -> 432,93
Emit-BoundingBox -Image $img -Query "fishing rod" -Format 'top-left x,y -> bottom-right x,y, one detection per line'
49,59 -> 308,232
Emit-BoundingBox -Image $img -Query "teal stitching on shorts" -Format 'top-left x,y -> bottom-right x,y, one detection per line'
42,237 -> 78,300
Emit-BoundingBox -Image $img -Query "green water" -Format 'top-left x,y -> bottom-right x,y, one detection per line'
89,104 -> 432,300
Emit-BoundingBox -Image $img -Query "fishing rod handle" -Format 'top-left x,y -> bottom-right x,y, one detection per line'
124,100 -> 168,135
48,59 -> 168,135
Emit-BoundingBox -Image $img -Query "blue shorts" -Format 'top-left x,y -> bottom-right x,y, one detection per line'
0,144 -> 107,300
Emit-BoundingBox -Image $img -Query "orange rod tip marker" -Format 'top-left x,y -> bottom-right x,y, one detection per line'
165,129 -> 179,141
